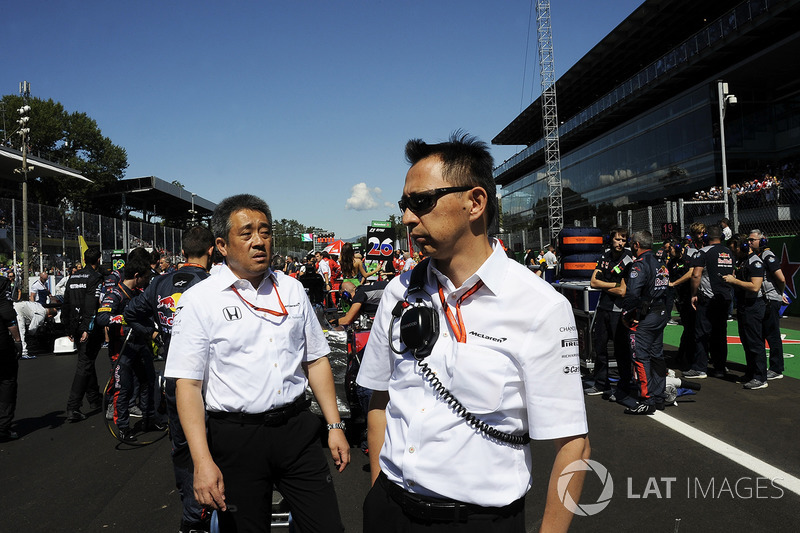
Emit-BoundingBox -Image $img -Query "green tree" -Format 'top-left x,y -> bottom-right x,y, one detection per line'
0,94 -> 128,214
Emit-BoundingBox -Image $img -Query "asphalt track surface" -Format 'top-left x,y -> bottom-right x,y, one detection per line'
2,318 -> 799,533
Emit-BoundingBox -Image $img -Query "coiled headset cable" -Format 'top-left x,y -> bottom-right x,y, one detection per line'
415,358 -> 530,446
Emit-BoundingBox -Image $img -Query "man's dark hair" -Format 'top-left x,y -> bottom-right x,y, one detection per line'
706,224 -> 723,241
631,230 -> 653,250
128,247 -> 151,264
124,251 -> 152,280
404,130 -> 497,226
182,225 -> 215,258
84,246 -> 101,266
609,227 -> 627,241
720,218 -> 730,227
321,251 -> 330,259
150,250 -> 161,265
212,194 -> 272,241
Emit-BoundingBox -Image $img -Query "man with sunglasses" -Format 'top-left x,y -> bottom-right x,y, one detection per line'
358,132 -> 589,532
166,194 -> 348,533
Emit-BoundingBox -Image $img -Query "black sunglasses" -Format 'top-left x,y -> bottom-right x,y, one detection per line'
398,186 -> 472,214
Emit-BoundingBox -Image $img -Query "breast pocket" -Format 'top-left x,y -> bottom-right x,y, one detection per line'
448,344 -> 513,414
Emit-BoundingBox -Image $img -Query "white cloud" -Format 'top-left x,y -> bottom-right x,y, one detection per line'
346,182 -> 384,211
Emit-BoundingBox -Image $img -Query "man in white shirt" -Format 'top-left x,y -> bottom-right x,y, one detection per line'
29,272 -> 50,305
357,133 -> 590,532
13,301 -> 54,359
166,194 -> 349,533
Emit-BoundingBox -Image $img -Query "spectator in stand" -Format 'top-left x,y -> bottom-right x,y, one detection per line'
720,218 -> 732,242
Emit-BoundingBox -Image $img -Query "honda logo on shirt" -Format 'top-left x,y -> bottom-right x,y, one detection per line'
223,306 -> 242,321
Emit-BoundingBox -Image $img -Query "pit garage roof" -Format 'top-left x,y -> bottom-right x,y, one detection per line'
95,176 -> 216,221
0,145 -> 91,183
493,0 -> 754,147
493,0 -> 800,184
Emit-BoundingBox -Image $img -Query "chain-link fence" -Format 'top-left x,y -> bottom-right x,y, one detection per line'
0,197 -> 184,275
499,190 -> 799,249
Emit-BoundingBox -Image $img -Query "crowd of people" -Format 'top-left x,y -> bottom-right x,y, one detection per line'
582,220 -> 787,415
2,132 -> 795,533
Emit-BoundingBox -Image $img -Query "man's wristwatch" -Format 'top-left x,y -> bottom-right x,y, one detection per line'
326,421 -> 346,431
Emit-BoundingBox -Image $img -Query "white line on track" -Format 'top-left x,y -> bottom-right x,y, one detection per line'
651,411 -> 800,497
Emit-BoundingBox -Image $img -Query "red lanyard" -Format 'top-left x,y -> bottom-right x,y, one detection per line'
231,279 -> 287,317
180,263 -> 207,270
437,280 -> 484,343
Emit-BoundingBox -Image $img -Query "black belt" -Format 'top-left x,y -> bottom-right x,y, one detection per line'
208,396 -> 311,426
379,472 -> 523,522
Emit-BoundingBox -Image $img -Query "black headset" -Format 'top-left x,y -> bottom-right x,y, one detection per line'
388,258 -> 530,446
390,258 -> 438,359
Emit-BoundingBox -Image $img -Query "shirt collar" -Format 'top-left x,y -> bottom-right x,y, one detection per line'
217,263 -> 277,292
429,239 -> 507,296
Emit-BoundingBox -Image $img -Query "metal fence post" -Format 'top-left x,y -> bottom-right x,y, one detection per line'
617,210 -> 622,226
627,209 -> 633,236
732,193 -> 739,233
648,206 -> 653,234
39,203 -> 43,272
678,199 -> 685,237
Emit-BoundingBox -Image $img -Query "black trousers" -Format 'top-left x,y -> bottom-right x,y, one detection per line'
764,299 -> 784,373
363,472 -> 525,533
114,346 -> 155,429
0,338 -> 18,433
676,297 -> 696,370
591,308 -> 628,390
629,307 -> 668,405
738,299 -> 767,382
66,327 -> 104,412
208,409 -> 343,533
165,378 -> 205,525
692,296 -> 730,373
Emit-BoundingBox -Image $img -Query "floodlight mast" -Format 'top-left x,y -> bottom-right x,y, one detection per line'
536,0 -> 563,244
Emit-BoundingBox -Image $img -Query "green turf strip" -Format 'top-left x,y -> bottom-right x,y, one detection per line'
662,315 -> 799,379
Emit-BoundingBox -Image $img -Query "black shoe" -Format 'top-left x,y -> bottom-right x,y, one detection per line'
118,427 -> 137,443
624,403 -> 656,415
0,429 -> 20,442
143,418 -> 167,432
66,410 -> 87,423
87,401 -> 103,414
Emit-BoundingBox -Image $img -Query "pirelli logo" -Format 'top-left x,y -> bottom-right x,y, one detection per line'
561,338 -> 579,348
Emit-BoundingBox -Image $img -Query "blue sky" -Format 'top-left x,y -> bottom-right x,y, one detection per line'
4,0 -> 642,239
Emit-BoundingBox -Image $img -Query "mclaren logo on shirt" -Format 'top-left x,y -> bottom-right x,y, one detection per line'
468,331 -> 507,343
223,306 -> 242,321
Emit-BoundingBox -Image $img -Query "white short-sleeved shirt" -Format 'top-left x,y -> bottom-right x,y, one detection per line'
357,243 -> 588,507
317,259 -> 331,279
165,264 -> 330,413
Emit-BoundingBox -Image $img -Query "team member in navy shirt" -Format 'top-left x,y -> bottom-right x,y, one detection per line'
685,225 -> 734,379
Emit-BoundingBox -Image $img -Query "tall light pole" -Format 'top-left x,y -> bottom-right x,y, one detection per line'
190,192 -> 197,223
718,80 -> 737,219
16,81 -> 32,293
